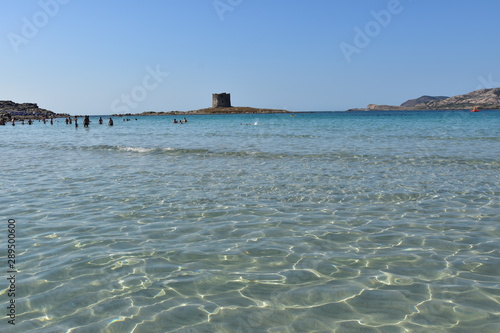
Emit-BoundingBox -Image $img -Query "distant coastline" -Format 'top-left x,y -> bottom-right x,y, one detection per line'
348,88 -> 500,111
4,87 -> 500,119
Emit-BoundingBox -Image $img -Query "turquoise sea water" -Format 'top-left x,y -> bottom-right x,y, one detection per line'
1,110 -> 500,332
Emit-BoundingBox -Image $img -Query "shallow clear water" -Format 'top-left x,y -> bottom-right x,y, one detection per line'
1,111 -> 500,332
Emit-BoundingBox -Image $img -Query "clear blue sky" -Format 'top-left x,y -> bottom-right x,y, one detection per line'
1,0 -> 500,114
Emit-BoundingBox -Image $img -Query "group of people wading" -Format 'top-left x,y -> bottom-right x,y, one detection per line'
172,117 -> 188,124
65,116 -> 113,127
3,115 -> 188,127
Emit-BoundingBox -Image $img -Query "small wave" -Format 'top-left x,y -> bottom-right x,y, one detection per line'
83,145 -> 176,154
117,146 -> 158,153
86,145 -> 211,155
82,144 -> 287,159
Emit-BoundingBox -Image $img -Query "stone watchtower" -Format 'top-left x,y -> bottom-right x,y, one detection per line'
212,93 -> 231,108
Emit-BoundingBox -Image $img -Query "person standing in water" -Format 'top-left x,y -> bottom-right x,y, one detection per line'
108,118 -> 114,126
83,116 -> 90,128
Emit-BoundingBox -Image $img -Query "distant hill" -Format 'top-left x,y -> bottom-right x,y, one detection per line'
349,88 -> 500,111
0,100 -> 69,119
400,95 -> 449,107
418,88 -> 500,109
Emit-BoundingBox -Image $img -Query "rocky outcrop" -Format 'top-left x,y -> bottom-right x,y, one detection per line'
123,106 -> 290,116
417,88 -> 500,109
180,106 -> 289,115
0,100 -> 69,119
367,104 -> 414,110
400,95 -> 449,107
349,88 -> 500,111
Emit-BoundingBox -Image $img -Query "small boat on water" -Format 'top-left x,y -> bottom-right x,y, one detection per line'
471,106 -> 480,112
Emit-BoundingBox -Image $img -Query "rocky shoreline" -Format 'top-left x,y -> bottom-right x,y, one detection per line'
348,88 -> 500,111
0,100 -> 69,121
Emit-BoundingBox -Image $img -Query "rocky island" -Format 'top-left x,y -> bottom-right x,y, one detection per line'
114,93 -> 289,117
0,100 -> 69,121
348,88 -> 500,111
135,106 -> 289,116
